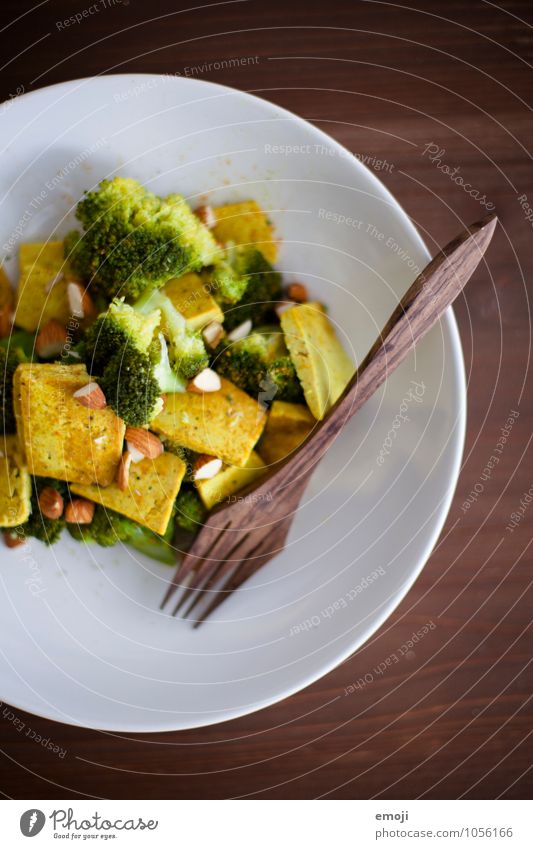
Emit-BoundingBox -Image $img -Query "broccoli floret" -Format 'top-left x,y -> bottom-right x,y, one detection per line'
135,289 -> 208,380
267,357 -> 304,403
84,298 -> 183,425
85,296 -> 160,375
65,177 -> 219,300
150,333 -> 187,393
175,488 -> 207,533
1,346 -> 27,434
210,244 -> 250,304
19,478 -> 68,546
67,504 -> 137,546
210,246 -> 282,329
213,330 -> 303,403
99,346 -> 163,427
66,502 -> 176,564
213,333 -> 267,396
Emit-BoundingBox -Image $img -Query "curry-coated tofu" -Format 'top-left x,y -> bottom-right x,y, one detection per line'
151,377 -> 267,466
212,200 -> 278,263
195,450 -> 266,510
13,363 -> 125,486
258,401 -> 315,465
71,452 -> 186,535
163,273 -> 223,331
15,241 -> 74,332
280,302 -> 353,420
0,435 -> 31,526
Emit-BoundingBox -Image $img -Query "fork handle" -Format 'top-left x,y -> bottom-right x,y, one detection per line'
268,213 -> 497,486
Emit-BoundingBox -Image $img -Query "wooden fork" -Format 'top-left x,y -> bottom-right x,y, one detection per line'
161,213 -> 498,625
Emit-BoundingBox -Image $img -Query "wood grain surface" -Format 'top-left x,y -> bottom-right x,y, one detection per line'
0,0 -> 531,800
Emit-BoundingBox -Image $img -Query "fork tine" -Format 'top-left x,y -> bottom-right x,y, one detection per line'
192,549 -> 273,628
190,517 -> 294,625
172,529 -> 250,615
181,533 -> 251,618
159,560 -> 189,610
161,520 -> 230,610
172,557 -> 219,615
181,562 -> 233,618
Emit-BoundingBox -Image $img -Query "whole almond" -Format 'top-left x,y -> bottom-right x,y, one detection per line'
36,320 -> 68,359
194,204 -> 217,229
117,450 -> 132,491
202,320 -> 225,349
38,486 -> 64,519
193,454 -> 223,480
73,381 -> 107,410
0,306 -> 12,338
187,367 -> 222,394
3,530 -> 25,548
287,282 -> 308,303
125,427 -> 163,460
64,498 -> 95,524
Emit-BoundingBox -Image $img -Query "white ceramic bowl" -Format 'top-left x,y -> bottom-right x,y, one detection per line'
0,75 -> 465,731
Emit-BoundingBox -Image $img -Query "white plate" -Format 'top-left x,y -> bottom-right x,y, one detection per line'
0,75 -> 465,731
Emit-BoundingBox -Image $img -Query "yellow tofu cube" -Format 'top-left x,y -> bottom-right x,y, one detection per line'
15,241 -> 75,332
13,363 -> 125,486
151,378 -> 267,466
280,302 -> 353,420
71,452 -> 186,535
213,201 -> 278,263
163,273 -> 223,331
195,450 -> 266,510
0,435 -> 31,526
258,401 -> 315,465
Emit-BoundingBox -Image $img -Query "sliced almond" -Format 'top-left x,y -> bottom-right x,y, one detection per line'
125,427 -> 164,460
202,320 -> 225,349
287,282 -> 308,303
193,454 -> 223,480
126,442 -> 145,464
187,367 -> 221,394
64,498 -> 95,525
117,451 -> 132,491
67,281 -> 95,320
275,301 -> 296,319
227,319 -> 252,342
36,319 -> 68,359
38,486 -> 64,520
73,381 -> 106,410
194,204 -> 217,229
3,530 -> 25,548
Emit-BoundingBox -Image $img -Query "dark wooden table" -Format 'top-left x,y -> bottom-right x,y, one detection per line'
1,0 -> 531,800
